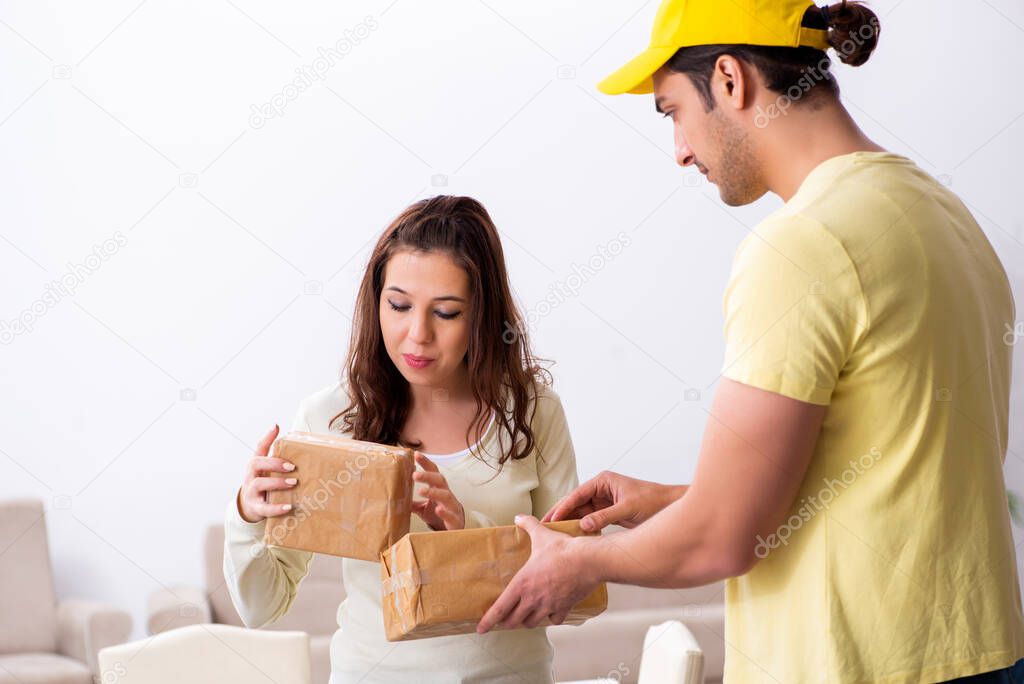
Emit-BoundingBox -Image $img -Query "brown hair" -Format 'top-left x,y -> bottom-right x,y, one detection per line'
331,195 -> 550,467
664,2 -> 880,110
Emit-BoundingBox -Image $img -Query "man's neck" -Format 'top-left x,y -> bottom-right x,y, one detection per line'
757,101 -> 886,203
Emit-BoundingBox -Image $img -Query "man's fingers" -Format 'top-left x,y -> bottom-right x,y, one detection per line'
549,608 -> 570,626
544,478 -> 600,522
581,502 -> 631,532
522,606 -> 550,629
255,425 -> 279,458
497,593 -> 536,631
478,588 -> 519,634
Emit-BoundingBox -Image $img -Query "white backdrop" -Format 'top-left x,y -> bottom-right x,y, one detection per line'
2,0 -> 1022,641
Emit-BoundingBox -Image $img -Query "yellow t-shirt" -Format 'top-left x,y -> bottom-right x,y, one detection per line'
721,151 -> 1024,683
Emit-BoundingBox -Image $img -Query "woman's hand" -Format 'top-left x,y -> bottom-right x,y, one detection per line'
237,424 -> 299,523
412,451 -> 465,530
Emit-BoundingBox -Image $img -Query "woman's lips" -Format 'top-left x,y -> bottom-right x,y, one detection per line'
402,354 -> 435,370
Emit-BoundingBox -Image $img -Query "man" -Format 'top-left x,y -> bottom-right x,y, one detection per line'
477,1 -> 1024,681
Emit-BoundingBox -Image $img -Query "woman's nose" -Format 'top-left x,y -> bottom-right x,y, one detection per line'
408,313 -> 433,344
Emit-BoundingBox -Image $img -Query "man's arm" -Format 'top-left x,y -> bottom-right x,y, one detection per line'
583,378 -> 825,587
478,378 -> 825,631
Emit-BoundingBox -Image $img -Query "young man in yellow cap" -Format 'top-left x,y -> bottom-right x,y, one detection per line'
479,1 -> 1024,681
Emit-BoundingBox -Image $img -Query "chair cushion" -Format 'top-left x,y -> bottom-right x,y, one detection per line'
0,652 -> 92,684
0,500 -> 58,654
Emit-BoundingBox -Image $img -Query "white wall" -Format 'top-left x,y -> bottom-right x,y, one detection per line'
2,0 -> 1022,641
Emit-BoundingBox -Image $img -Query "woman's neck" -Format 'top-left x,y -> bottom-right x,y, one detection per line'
407,365 -> 473,411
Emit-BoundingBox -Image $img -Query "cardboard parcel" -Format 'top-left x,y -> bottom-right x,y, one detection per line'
264,431 -> 414,561
380,519 -> 608,641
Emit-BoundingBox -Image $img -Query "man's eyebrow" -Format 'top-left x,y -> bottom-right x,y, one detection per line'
384,286 -> 465,303
655,96 -> 667,114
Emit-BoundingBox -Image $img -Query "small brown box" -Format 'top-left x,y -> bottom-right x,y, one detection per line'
380,520 -> 608,641
264,432 -> 414,562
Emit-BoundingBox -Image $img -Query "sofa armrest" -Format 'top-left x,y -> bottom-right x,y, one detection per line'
147,585 -> 212,635
56,598 -> 133,677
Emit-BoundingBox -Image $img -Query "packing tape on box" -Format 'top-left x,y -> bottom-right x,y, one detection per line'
383,527 -> 523,628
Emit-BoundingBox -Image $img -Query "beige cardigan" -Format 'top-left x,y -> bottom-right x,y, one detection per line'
223,382 -> 579,684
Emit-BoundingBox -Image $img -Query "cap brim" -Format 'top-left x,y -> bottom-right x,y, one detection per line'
597,46 -> 678,95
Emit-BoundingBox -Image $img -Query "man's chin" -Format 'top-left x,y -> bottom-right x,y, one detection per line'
717,184 -> 766,207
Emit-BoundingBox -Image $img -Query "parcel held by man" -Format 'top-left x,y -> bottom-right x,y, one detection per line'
381,520 -> 608,641
264,431 -> 415,562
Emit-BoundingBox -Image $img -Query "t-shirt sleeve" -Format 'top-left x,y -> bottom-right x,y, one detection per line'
721,214 -> 868,406
529,386 -> 580,518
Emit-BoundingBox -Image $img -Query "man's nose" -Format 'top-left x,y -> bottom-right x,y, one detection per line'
675,140 -> 696,167
674,129 -> 696,167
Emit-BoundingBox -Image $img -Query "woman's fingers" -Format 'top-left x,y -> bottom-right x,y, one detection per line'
248,456 -> 295,478
252,476 -> 297,493
414,451 -> 439,472
255,425 -> 279,457
248,498 -> 293,518
413,471 -> 445,487
434,502 -> 464,530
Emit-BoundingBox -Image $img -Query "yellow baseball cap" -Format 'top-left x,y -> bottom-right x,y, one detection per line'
598,0 -> 831,95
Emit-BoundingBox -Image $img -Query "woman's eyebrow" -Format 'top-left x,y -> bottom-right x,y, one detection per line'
385,286 -> 465,303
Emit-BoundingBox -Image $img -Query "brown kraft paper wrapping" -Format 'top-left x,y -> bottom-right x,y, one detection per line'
380,519 -> 608,641
264,431 -> 414,562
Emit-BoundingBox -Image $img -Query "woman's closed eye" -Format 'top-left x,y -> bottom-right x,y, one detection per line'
387,300 -> 462,320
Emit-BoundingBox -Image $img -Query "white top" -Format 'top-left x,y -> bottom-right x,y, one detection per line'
419,411 -> 497,463
223,382 -> 579,684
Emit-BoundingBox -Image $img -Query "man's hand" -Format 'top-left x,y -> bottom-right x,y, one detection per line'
542,471 -> 686,532
476,515 -> 598,634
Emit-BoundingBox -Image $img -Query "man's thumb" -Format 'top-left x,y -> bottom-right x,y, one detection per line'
514,514 -> 541,535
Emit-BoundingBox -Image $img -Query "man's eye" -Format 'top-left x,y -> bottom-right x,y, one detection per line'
661,111 -> 673,119
435,310 -> 461,320
388,300 -> 411,312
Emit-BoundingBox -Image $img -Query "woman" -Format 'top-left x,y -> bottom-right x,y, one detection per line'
223,195 -> 579,683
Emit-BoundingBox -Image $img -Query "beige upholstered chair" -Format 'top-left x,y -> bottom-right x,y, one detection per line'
0,499 -> 133,684
559,620 -> 705,684
549,577 -> 724,684
97,624 -> 310,684
146,524 -> 344,684
638,620 -> 705,683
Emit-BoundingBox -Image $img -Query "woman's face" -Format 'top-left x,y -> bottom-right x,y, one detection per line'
379,249 -> 471,390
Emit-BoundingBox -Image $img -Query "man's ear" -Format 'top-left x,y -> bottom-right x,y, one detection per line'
713,54 -> 748,110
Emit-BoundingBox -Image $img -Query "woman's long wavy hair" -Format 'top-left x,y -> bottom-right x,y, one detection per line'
330,195 -> 550,467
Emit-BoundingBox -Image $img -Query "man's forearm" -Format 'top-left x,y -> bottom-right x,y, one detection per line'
574,489 -> 747,589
